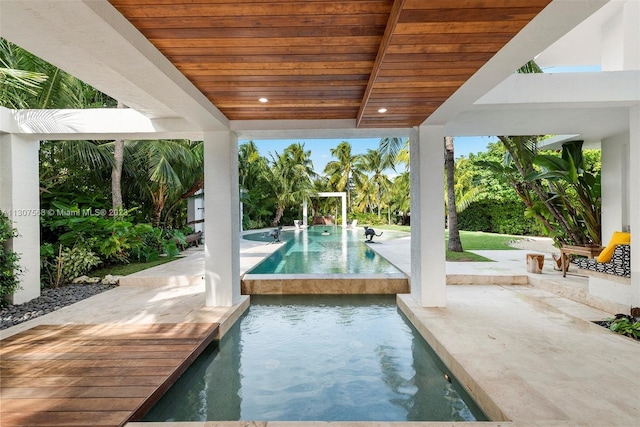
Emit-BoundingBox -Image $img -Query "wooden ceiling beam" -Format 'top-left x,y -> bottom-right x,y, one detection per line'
356,0 -> 406,128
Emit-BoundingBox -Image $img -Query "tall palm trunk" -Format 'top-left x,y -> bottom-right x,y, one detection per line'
111,101 -> 126,212
272,205 -> 285,226
445,137 -> 463,252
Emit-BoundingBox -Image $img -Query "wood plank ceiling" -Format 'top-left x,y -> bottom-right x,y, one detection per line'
108,0 -> 552,129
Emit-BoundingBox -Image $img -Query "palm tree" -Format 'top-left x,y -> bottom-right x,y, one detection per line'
111,102 -> 127,211
378,137 -> 406,170
445,137 -> 463,252
125,139 -> 203,227
238,141 -> 272,228
357,149 -> 392,218
0,38 -> 48,108
324,141 -> 363,212
265,143 -> 314,226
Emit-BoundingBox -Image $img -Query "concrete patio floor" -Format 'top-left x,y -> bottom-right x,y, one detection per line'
1,232 -> 638,426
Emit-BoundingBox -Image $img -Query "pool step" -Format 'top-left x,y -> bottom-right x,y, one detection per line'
241,274 -> 409,294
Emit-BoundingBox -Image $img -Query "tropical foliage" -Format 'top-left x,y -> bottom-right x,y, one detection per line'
477,137 -> 601,246
0,212 -> 22,305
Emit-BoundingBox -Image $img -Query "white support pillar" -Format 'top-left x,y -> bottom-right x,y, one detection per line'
203,131 -> 241,306
341,192 -> 347,228
629,106 -> 640,308
303,198 -> 308,227
0,134 -> 40,304
410,125 -> 446,307
600,135 -> 629,240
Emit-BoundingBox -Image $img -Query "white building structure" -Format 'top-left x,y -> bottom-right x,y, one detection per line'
0,1 -> 638,311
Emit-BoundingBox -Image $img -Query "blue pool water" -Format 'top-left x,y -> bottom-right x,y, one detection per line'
245,226 -> 402,275
142,295 -> 487,422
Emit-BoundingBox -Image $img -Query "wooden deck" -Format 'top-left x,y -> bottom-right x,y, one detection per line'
0,323 -> 219,426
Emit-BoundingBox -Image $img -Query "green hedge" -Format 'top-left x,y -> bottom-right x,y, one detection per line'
457,199 -> 543,236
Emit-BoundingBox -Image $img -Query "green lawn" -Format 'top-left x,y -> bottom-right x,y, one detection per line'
371,225 -> 524,261
90,256 -> 182,277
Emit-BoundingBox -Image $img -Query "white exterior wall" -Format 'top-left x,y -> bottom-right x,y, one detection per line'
601,0 -> 639,71
622,0 -> 640,70
0,134 -> 40,304
203,131 -> 241,306
410,125 -> 446,307
187,190 -> 204,235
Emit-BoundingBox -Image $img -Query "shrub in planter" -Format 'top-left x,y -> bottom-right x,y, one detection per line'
0,212 -> 22,305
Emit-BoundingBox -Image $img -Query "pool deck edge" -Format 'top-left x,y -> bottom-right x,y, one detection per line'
397,293 -> 508,422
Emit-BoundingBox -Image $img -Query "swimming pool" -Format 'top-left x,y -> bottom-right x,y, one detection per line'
142,295 -> 487,422
245,226 -> 402,275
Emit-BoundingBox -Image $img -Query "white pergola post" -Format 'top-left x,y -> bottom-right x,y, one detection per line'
629,105 -> 640,308
0,134 -> 41,304
303,198 -> 308,227
410,125 -> 446,307
317,192 -> 347,227
203,131 -> 241,306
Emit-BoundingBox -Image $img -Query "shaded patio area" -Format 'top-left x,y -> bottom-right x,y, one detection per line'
1,235 -> 638,426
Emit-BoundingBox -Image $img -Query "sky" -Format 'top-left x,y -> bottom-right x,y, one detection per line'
239,135 -> 498,174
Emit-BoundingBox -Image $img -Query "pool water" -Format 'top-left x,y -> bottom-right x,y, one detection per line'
245,226 -> 403,275
142,295 -> 487,422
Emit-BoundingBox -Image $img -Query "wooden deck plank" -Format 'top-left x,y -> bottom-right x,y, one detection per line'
0,323 -> 219,427
1,357 -> 185,368
1,411 -> 132,427
1,350 -> 189,360
0,375 -> 167,388
1,386 -> 157,399
2,397 -> 142,412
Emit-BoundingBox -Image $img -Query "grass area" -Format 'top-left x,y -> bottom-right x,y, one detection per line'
448,230 -> 522,250
90,256 -> 181,277
370,225 -> 524,262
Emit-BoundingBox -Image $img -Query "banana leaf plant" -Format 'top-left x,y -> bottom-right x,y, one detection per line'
527,141 -> 601,245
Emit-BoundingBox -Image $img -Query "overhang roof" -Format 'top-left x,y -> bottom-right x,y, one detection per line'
0,0 -> 622,141
107,0 -> 552,129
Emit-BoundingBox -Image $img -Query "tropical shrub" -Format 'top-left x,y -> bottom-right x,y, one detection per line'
57,244 -> 102,286
350,212 -> 387,226
607,315 -> 640,340
161,228 -> 186,257
40,242 -> 101,288
457,200 -> 543,236
40,243 -> 56,288
128,223 -> 163,262
0,212 -> 22,305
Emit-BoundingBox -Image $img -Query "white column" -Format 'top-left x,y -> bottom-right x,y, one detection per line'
629,106 -> 640,307
341,193 -> 347,228
600,136 -> 629,240
303,198 -> 308,227
410,125 -> 446,307
0,134 -> 40,304
203,131 -> 241,306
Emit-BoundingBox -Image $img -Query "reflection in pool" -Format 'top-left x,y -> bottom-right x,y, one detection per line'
246,226 -> 403,275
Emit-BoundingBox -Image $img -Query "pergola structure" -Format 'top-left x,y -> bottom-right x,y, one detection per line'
0,1 -> 638,311
302,192 -> 348,228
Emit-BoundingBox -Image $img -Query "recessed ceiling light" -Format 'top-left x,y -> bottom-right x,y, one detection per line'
378,108 -> 387,113
259,97 -> 269,103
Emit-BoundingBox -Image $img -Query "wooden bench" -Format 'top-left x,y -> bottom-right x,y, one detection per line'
560,244 -> 604,277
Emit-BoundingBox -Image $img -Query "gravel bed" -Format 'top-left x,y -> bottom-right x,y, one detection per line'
1,284 -> 117,330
